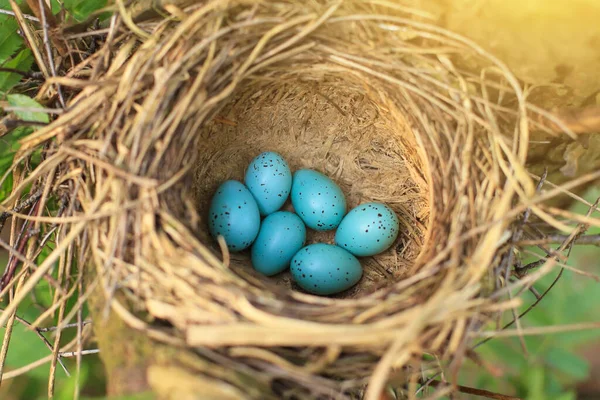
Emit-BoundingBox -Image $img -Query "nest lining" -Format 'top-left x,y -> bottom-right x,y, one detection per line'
194,79 -> 429,297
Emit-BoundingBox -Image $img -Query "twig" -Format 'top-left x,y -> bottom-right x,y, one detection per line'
496,169 -> 547,354
428,380 -> 521,400
38,320 -> 92,332
0,200 -> 40,290
476,197 -> 600,350
2,348 -> 98,381
0,188 -> 43,233
473,321 -> 600,339
0,236 -> 65,295
0,68 -> 44,79
517,234 -> 600,247
515,259 -> 545,274
58,349 -> 99,357
3,119 -> 49,128
3,106 -> 64,115
64,28 -> 111,40
9,0 -> 49,78
0,8 -> 39,22
1,307 -> 70,376
37,0 -> 66,108
528,286 -> 541,300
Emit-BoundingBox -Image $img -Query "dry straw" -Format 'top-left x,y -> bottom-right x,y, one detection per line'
1,0 -> 599,399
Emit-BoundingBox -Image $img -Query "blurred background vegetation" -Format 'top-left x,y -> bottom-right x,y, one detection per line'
0,0 -> 599,399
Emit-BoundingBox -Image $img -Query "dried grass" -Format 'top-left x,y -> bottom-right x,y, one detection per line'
1,1 -> 599,399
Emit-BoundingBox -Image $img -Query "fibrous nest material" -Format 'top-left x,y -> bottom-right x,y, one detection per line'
1,1 -> 599,399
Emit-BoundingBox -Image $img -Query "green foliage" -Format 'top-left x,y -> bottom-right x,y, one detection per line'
0,0 -> 25,87
0,49 -> 33,92
63,0 -> 108,22
0,19 -> 22,62
0,287 -> 94,400
7,93 -> 50,123
0,1 -> 28,93
457,187 -> 600,399
0,3 -> 108,397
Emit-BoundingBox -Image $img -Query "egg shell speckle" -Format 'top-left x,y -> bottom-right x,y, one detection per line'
335,202 -> 400,257
290,243 -> 362,295
208,180 -> 261,252
245,151 -> 292,216
290,169 -> 346,231
251,211 -> 306,276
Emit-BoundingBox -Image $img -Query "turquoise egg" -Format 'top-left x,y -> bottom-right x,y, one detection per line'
290,169 -> 346,231
290,244 -> 362,295
208,180 -> 260,252
335,202 -> 400,257
251,211 -> 306,276
245,152 -> 292,216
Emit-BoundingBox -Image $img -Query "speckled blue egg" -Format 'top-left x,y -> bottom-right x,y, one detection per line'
245,152 -> 292,216
290,169 -> 346,231
335,202 -> 400,257
251,211 -> 306,276
208,180 -> 260,252
290,244 -> 362,295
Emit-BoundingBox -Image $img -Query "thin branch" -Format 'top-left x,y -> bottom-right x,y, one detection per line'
0,236 -> 65,295
58,349 -> 99,357
2,119 -> 49,128
0,200 -> 40,290
429,380 -> 521,400
37,0 -> 66,108
0,68 -> 44,79
476,197 -> 600,350
64,28 -> 111,40
0,8 -> 39,22
3,106 -> 64,115
2,348 -> 98,381
1,307 -> 70,376
9,0 -> 49,78
0,189 -> 43,233
496,168 -> 547,354
38,320 -> 92,332
517,234 -> 600,247
473,321 -> 600,339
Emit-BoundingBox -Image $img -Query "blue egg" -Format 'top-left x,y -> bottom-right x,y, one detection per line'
290,244 -> 362,295
290,169 -> 346,231
335,202 -> 400,257
208,180 -> 260,252
251,211 -> 306,276
245,152 -> 292,216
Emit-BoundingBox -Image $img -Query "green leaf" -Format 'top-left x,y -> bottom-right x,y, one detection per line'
0,19 -> 22,63
552,391 -> 577,400
0,172 -> 13,200
545,347 -> 589,381
525,366 -> 545,400
0,48 -> 33,91
54,364 -> 90,400
1,323 -> 53,379
63,0 -> 107,21
7,94 -> 50,123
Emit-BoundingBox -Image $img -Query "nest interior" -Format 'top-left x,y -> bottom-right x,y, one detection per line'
194,79 -> 429,297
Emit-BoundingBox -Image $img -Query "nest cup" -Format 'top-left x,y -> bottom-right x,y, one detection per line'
9,1 -> 541,398
195,79 -> 429,296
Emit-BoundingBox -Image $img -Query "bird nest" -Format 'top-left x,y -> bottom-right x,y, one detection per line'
1,1 -> 596,399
